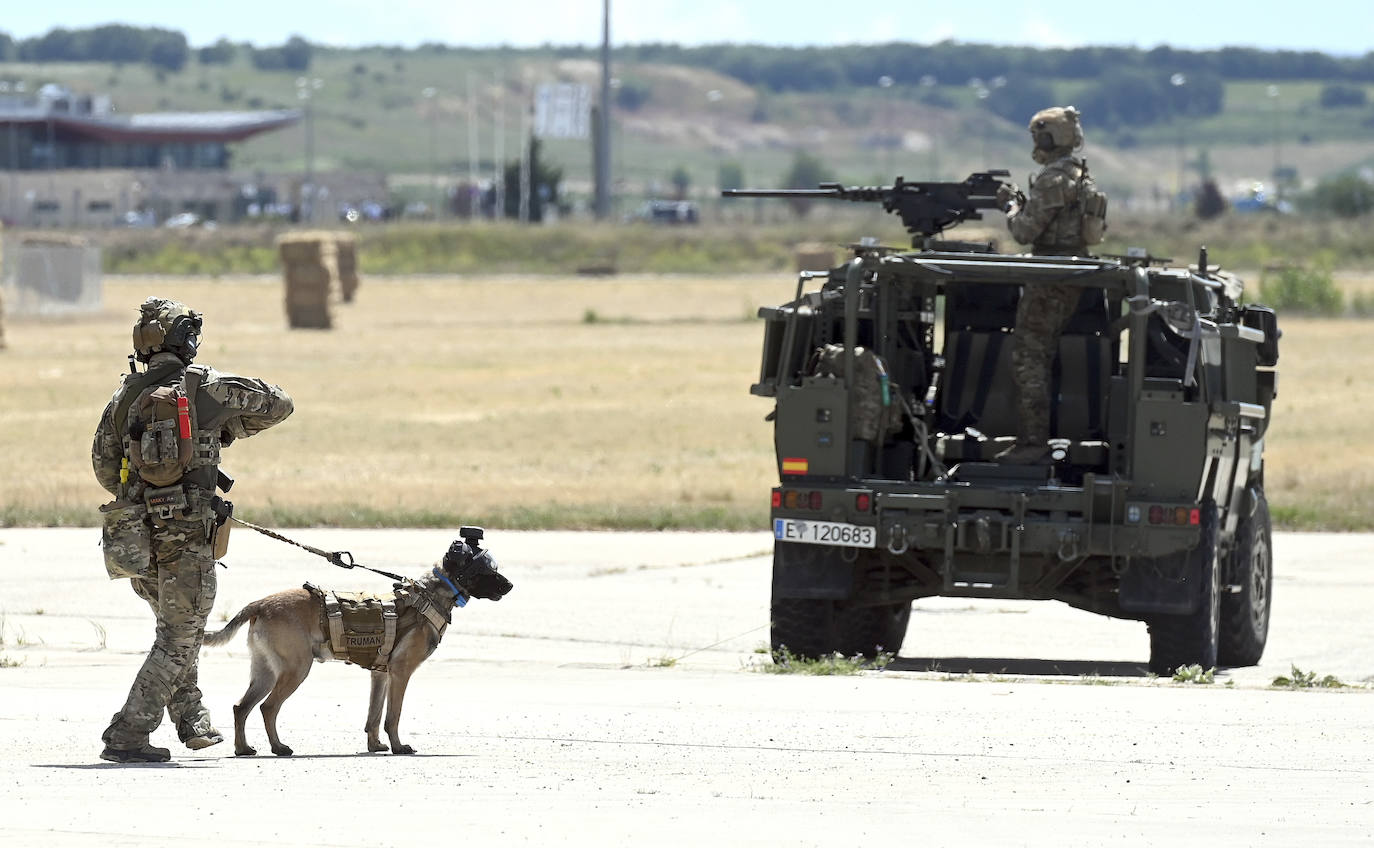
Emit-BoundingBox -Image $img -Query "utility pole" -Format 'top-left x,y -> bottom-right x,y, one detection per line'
519,76 -> 530,223
467,73 -> 478,215
593,0 -> 612,219
296,77 -> 322,223
1268,85 -> 1283,200
423,87 -> 438,219
494,72 -> 504,219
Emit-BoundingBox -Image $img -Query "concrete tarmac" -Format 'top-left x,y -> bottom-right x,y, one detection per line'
0,527 -> 1371,846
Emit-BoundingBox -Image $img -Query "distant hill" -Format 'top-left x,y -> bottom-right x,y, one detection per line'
1,28 -> 1372,209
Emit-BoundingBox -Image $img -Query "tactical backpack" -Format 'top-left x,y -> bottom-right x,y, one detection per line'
120,364 -> 218,488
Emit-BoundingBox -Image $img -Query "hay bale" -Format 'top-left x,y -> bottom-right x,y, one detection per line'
334,233 -> 360,303
277,232 -> 339,330
794,242 -> 837,273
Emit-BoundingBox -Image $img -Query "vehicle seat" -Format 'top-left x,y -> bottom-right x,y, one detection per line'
935,287 -> 1112,451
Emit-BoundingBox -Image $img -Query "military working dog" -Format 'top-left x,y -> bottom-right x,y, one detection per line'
203,530 -> 512,756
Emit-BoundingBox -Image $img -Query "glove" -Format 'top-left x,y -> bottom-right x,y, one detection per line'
995,183 -> 1023,212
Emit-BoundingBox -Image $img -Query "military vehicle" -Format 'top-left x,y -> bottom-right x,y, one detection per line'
726,174 -> 1279,675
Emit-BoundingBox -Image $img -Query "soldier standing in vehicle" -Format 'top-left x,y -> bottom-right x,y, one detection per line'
995,105 -> 1108,463
92,297 -> 294,763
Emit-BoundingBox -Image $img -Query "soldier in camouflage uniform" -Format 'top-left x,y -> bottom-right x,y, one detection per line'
994,106 -> 1107,463
93,298 -> 293,763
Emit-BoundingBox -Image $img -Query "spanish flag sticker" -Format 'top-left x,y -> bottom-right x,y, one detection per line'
781,457 -> 809,475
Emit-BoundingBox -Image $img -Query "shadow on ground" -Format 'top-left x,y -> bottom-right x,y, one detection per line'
889,656 -> 1151,678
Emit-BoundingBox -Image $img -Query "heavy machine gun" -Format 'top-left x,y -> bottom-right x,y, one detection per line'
722,170 -> 1011,247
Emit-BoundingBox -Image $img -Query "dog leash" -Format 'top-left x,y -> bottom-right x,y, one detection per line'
228,516 -> 406,582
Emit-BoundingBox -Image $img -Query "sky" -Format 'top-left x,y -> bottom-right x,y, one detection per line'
2,0 -> 1371,56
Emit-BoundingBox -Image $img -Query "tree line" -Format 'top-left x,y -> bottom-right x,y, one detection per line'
0,26 -> 311,73
0,26 -> 1365,132
5,25 -> 1372,85
614,42 -> 1374,90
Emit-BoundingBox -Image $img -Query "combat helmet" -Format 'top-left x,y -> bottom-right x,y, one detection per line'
132,297 -> 202,363
1028,106 -> 1084,165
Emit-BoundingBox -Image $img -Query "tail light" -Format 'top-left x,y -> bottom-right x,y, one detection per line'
1141,504 -> 1203,526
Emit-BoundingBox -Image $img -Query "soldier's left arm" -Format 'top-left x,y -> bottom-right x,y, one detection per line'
1007,171 -> 1069,245
91,398 -> 124,497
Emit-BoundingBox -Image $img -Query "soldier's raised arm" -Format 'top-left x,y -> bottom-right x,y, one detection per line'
196,371 -> 294,442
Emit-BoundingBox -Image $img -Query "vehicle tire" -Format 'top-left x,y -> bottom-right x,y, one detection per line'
835,600 -> 910,658
1146,506 -> 1220,676
1218,490 -> 1272,667
770,598 -> 836,660
770,598 -> 910,660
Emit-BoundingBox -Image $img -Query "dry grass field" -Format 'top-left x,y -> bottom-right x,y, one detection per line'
1,272 -> 1368,530
1,274 -> 795,530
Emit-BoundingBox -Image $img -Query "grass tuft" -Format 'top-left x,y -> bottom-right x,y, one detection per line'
1270,664 -> 1347,689
1171,664 -> 1216,684
753,646 -> 893,676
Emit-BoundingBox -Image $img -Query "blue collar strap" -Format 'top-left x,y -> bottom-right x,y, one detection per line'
433,567 -> 468,607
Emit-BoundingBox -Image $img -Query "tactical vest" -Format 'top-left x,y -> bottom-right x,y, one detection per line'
1030,157 -> 1107,251
305,582 -> 451,672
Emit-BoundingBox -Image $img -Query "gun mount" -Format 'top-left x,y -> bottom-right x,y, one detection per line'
722,170 -> 1011,247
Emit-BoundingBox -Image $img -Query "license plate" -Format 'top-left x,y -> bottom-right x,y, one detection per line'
773,518 -> 876,549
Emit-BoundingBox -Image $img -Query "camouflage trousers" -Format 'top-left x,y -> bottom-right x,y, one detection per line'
102,516 -> 217,749
1010,282 -> 1081,445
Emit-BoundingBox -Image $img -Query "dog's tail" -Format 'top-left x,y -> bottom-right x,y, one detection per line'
203,600 -> 266,647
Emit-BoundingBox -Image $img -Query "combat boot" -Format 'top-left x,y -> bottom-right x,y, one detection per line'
100,742 -> 171,763
184,730 -> 224,750
179,713 -> 224,750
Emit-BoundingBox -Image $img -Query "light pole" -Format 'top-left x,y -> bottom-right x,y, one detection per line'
466,74 -> 478,216
1267,84 -> 1282,200
493,72 -> 504,219
1171,73 -> 1187,209
970,79 -> 991,166
920,74 -> 939,178
295,76 -> 321,222
707,88 -> 722,219
1,80 -> 18,223
422,87 -> 439,219
877,75 -> 894,177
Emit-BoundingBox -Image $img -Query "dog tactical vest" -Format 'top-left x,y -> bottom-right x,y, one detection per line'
304,582 -> 451,672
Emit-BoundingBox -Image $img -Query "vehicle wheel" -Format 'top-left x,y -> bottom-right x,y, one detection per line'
770,598 -> 909,660
835,600 -> 910,658
1146,506 -> 1220,676
1218,490 -> 1272,667
770,597 -> 836,660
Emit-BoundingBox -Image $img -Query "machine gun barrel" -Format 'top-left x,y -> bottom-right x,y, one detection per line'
723,170 -> 1012,245
721,188 -> 848,199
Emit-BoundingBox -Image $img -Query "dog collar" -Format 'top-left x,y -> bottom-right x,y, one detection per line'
433,567 -> 468,608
